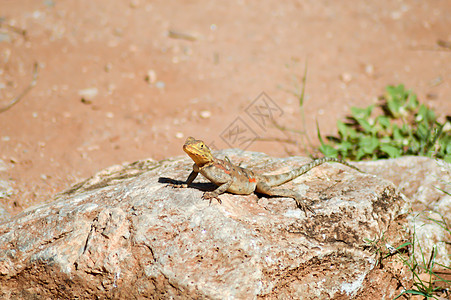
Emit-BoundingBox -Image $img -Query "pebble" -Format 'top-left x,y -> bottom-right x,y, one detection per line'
175,132 -> 184,139
146,70 -> 157,84
340,72 -> 353,83
200,110 -> 211,119
78,87 -> 98,100
364,64 -> 374,76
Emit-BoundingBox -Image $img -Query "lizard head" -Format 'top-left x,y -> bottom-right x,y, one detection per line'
183,137 -> 214,166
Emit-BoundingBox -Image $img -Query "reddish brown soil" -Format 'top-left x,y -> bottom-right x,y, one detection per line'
1,1 -> 450,215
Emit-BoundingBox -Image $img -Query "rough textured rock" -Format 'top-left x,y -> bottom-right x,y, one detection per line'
0,150 -> 426,299
361,156 -> 451,268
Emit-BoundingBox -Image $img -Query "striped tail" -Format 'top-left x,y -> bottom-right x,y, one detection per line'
262,157 -> 362,187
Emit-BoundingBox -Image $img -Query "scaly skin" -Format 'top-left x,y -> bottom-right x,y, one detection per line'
180,136 -> 363,214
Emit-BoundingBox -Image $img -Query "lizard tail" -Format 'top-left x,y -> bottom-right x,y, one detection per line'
261,157 -> 362,187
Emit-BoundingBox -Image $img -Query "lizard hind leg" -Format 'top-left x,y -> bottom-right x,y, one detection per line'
256,182 -> 315,215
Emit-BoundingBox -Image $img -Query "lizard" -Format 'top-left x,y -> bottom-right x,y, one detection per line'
177,136 -> 363,214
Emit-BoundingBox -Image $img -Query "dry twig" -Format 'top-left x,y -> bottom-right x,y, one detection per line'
0,62 -> 39,113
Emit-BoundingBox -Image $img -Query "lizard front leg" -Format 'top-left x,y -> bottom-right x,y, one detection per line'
202,179 -> 233,204
256,182 -> 315,215
184,170 -> 198,187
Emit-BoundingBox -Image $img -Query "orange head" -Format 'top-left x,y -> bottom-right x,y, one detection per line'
183,137 -> 214,166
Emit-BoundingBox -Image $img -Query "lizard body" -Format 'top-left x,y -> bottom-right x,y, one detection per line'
179,136 -> 362,214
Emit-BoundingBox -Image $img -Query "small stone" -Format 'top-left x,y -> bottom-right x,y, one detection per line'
175,132 -> 184,139
40,174 -> 48,180
340,72 -> 353,83
200,110 -> 211,119
364,64 -> 374,76
106,112 -> 114,118
145,70 -> 157,84
1,136 -> 10,142
78,88 -> 98,100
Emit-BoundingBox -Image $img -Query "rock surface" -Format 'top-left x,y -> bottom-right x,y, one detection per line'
362,156 -> 451,269
1,151 -> 444,299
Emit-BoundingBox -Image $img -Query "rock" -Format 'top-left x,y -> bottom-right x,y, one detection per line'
0,151 -> 410,298
358,156 -> 451,268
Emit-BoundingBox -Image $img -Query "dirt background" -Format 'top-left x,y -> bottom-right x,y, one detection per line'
1,0 -> 450,216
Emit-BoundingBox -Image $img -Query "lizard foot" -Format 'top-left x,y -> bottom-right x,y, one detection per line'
295,199 -> 315,216
202,192 -> 222,204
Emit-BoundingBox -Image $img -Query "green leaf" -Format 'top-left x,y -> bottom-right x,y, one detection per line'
358,136 -> 379,154
387,97 -> 402,117
356,148 -> 367,160
396,242 -> 412,249
377,115 -> 391,129
336,141 -> 353,152
416,122 -> 430,144
351,105 -> 374,120
446,140 -> 451,154
316,120 -> 327,145
416,104 -> 436,125
356,118 -> 374,133
319,144 -> 338,157
337,120 -> 349,139
380,144 -> 401,158
392,125 -> 404,141
406,92 -> 419,110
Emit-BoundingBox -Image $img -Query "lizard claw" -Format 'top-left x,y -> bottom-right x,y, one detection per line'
202,192 -> 222,204
295,199 -> 315,216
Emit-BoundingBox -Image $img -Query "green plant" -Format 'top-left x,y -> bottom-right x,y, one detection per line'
318,84 -> 451,162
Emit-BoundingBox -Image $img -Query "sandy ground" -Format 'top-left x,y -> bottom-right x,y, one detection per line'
1,0 -> 450,215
